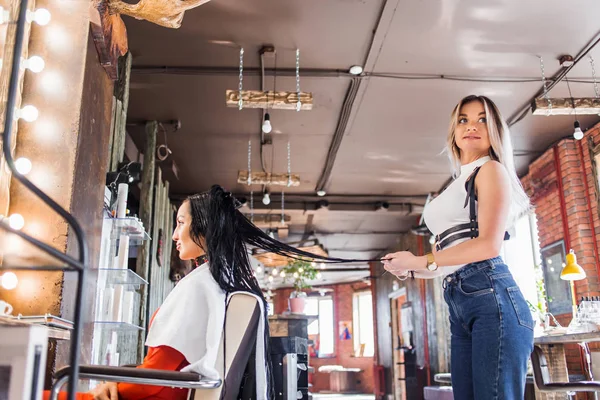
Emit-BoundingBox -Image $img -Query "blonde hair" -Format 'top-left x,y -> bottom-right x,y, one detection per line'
447,95 -> 530,226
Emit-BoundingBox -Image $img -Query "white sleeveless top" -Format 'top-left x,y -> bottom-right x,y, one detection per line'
423,156 -> 491,275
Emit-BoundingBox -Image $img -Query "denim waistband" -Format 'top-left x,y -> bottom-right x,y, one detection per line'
444,256 -> 505,283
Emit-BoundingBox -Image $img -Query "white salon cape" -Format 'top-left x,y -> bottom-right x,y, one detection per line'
145,263 -> 267,400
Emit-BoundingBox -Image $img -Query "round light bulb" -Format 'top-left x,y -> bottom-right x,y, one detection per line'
280,271 -> 286,278
8,213 -> 24,230
349,65 -> 364,75
293,272 -> 299,278
0,7 -> 9,24
262,113 -> 272,134
23,56 -> 45,73
272,269 -> 279,276
262,192 -> 271,205
17,105 -> 39,122
15,157 -> 32,175
316,272 -> 322,279
30,8 -> 51,25
317,190 -> 326,197
268,276 -> 274,283
320,263 -> 325,268
1,272 -> 18,290
256,266 -> 262,273
574,121 -> 584,140
299,268 -> 304,273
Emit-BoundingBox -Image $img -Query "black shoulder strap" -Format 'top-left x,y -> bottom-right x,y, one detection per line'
462,165 -> 511,241
463,166 -> 482,222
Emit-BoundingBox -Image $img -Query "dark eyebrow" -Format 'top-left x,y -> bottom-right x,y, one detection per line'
479,112 -> 486,115
458,114 -> 467,117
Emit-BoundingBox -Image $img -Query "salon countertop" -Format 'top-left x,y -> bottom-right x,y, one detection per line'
0,317 -> 71,340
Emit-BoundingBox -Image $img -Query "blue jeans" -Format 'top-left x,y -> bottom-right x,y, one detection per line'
442,257 -> 534,400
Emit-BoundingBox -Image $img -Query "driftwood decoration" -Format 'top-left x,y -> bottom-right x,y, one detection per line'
90,0 -> 128,80
108,0 -> 211,28
237,171 -> 301,187
532,97 -> 600,115
226,90 -> 314,110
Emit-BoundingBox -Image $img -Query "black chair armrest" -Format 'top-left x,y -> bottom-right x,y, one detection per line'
49,365 -> 222,400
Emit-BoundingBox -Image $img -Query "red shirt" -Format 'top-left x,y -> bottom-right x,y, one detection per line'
45,311 -> 189,400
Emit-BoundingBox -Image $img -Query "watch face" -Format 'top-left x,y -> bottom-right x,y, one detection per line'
428,263 -> 438,271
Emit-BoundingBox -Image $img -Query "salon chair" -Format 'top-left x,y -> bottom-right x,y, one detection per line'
531,345 -> 600,396
49,293 -> 261,400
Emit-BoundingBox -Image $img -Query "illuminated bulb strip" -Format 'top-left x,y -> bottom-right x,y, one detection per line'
22,56 -> 45,73
15,157 -> 32,175
0,7 -> 9,24
8,213 -> 24,230
1,272 -> 18,290
26,8 -> 51,25
15,105 -> 39,122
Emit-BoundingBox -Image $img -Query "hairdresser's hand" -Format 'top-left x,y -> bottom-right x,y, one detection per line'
89,382 -> 119,400
382,251 -> 426,276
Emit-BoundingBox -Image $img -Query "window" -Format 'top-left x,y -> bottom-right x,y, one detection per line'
305,296 -> 334,357
267,301 -> 274,316
540,241 -> 572,315
353,291 -> 375,357
500,212 -> 541,308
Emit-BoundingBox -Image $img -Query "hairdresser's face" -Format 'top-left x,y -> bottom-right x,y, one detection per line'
454,100 -> 491,163
173,201 -> 205,261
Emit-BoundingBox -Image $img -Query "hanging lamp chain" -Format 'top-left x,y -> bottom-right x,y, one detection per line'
281,190 -> 285,225
296,49 -> 301,112
247,140 -> 252,185
287,141 -> 292,187
238,47 -> 244,110
250,190 -> 254,223
539,56 -> 552,115
590,55 -> 600,99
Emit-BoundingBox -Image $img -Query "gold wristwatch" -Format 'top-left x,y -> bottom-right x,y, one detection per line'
425,253 -> 438,271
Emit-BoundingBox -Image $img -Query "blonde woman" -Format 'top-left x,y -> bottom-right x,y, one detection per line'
382,95 -> 534,399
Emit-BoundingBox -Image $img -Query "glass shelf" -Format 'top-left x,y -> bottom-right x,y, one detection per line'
98,268 -> 148,287
105,217 -> 151,243
94,321 -> 145,331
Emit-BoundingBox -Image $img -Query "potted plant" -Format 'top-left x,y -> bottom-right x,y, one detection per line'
282,259 -> 318,313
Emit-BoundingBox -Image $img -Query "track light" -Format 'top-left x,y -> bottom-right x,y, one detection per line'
376,201 -> 390,211
317,190 -> 326,197
316,200 -> 329,210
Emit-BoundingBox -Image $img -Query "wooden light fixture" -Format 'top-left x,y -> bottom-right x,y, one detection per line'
532,98 -> 600,116
226,90 -> 313,110
237,171 -> 300,187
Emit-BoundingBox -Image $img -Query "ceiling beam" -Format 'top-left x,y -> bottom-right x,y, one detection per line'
314,0 -> 401,194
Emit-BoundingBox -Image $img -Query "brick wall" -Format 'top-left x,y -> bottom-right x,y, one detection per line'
522,121 -> 600,376
273,282 -> 375,394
